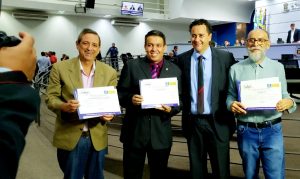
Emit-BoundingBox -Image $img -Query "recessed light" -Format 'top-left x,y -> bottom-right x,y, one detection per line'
104,15 -> 111,18
58,11 -> 65,14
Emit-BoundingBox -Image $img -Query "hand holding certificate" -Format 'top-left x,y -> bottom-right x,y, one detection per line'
239,77 -> 282,110
74,86 -> 121,119
139,77 -> 179,109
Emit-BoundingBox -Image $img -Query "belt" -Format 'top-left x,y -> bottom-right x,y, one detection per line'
238,118 -> 281,129
81,131 -> 90,138
191,114 -> 213,120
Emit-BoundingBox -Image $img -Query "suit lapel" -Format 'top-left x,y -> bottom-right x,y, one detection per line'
159,60 -> 170,78
184,49 -> 193,93
69,58 -> 83,89
94,61 -> 105,87
211,48 -> 221,111
139,58 -> 152,79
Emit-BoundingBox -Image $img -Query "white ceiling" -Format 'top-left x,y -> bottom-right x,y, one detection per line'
1,0 -> 256,25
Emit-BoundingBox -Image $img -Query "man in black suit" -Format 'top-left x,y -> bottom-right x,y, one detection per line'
117,30 -> 182,179
286,23 -> 300,43
177,19 -> 236,179
0,32 -> 40,179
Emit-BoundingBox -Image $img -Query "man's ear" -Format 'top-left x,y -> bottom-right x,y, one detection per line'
265,40 -> 271,49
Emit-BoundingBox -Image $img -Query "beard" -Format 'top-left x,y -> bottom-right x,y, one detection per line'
247,48 -> 266,63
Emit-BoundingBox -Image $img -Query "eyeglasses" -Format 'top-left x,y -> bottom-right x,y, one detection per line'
247,38 -> 268,45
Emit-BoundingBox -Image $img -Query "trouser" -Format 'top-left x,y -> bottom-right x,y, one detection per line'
188,117 -> 230,179
111,57 -> 118,71
123,144 -> 171,179
237,122 -> 284,179
57,135 -> 107,179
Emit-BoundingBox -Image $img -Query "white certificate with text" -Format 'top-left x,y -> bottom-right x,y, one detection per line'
239,77 -> 282,110
74,86 -> 121,119
139,77 -> 179,109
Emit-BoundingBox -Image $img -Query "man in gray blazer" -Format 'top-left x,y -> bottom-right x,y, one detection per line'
117,30 -> 182,179
177,19 -> 236,179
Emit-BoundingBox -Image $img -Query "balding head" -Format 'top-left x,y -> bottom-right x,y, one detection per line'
247,29 -> 269,41
246,29 -> 270,63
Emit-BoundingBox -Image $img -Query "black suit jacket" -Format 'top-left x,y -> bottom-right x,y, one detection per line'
0,71 -> 40,179
177,48 -> 236,142
117,57 -> 182,150
287,29 -> 300,43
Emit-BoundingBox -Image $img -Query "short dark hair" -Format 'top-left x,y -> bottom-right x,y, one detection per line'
189,19 -> 212,34
76,28 -> 101,46
174,45 -> 178,49
144,30 -> 166,46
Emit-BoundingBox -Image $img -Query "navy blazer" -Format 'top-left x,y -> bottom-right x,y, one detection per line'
177,48 -> 236,142
287,29 -> 300,43
117,57 -> 182,150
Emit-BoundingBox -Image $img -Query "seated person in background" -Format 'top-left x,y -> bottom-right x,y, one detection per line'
126,52 -> 134,60
168,51 -> 174,58
61,54 -> 69,61
0,31 -> 40,179
240,38 -> 246,46
121,53 -> 128,65
224,40 -> 230,47
172,45 -> 178,57
209,40 -> 216,47
234,39 -> 241,46
96,52 -> 102,61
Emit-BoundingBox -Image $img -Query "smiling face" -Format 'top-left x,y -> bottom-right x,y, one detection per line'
246,29 -> 270,64
76,33 -> 100,62
144,35 -> 166,63
190,24 -> 212,54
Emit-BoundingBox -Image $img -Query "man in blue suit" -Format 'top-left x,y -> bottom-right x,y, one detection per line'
286,23 -> 300,43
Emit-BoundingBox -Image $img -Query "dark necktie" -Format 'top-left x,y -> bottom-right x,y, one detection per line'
197,55 -> 204,113
151,64 -> 159,79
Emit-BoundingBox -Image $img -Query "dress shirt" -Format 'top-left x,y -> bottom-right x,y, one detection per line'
0,67 -> 11,72
149,59 -> 163,78
79,60 -> 95,131
226,57 -> 297,123
37,56 -> 51,72
290,30 -> 295,43
190,48 -> 212,114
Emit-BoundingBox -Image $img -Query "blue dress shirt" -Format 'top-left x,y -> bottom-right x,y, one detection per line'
190,47 -> 212,114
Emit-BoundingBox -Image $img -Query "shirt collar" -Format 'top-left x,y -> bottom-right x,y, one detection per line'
79,59 -> 96,75
148,58 -> 164,69
193,46 -> 211,61
0,67 -> 12,73
248,56 -> 269,68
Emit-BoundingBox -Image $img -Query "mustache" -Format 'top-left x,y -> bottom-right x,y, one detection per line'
248,47 -> 262,51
